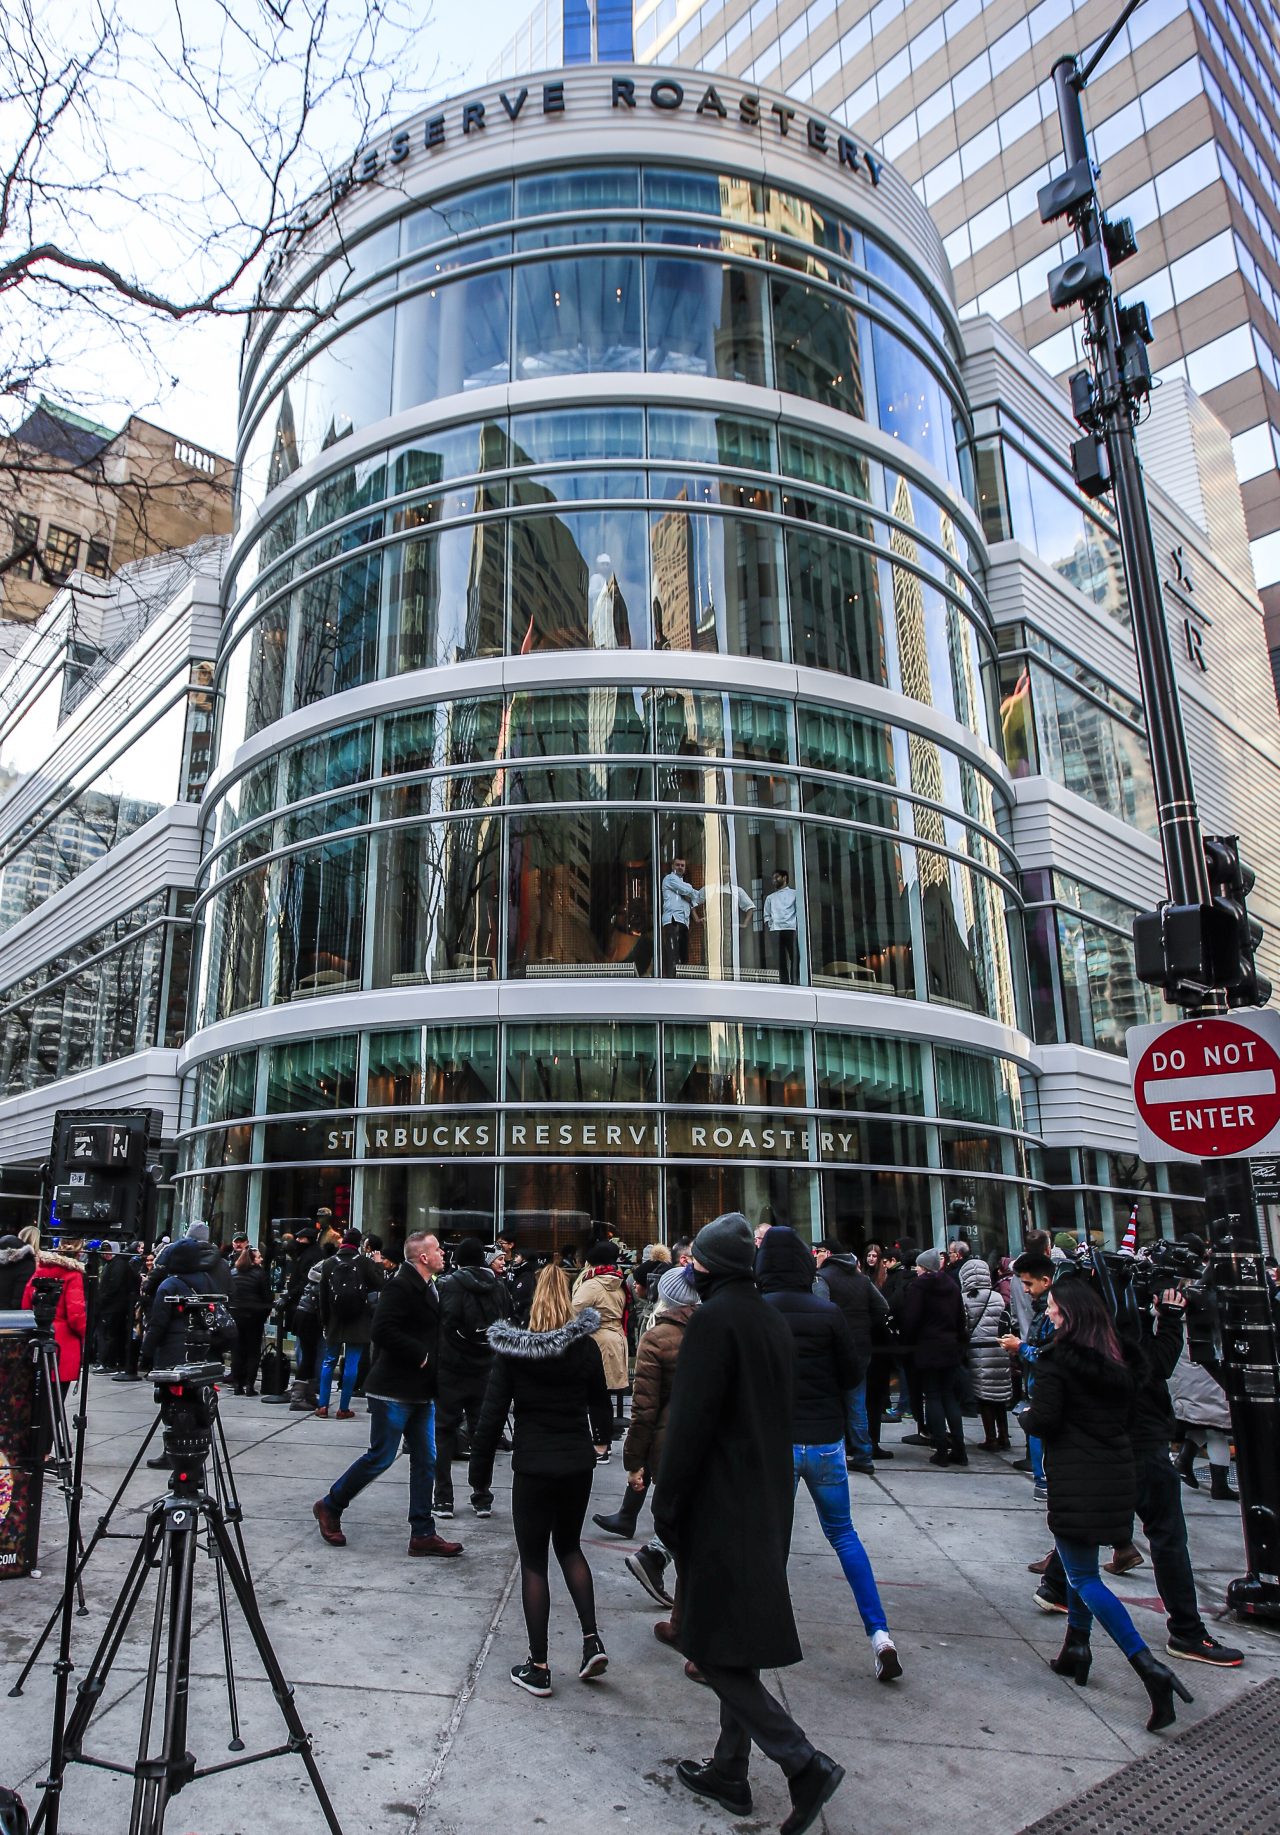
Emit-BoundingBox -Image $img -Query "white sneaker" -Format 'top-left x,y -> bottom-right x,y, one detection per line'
872,1630 -> 902,1682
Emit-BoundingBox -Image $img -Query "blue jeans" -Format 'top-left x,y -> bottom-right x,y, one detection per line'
1029,1435 -> 1045,1484
793,1442 -> 887,1636
324,1398 -> 437,1538
843,1381 -> 874,1468
319,1344 -> 361,1411
1055,1537 -> 1146,1657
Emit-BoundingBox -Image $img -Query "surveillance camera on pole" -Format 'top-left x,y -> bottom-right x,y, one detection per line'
1046,1 -> 1280,1626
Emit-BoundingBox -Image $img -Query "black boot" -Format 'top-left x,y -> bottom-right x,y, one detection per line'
1209,1464 -> 1239,1501
1129,1647 -> 1193,1731
1174,1440 -> 1200,1489
1049,1625 -> 1092,1686
593,1482 -> 646,1537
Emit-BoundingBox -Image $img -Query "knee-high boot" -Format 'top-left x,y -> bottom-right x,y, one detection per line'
593,1480 -> 647,1537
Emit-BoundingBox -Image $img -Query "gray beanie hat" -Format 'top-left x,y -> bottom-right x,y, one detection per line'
691,1211 -> 754,1275
185,1222 -> 210,1243
917,1247 -> 944,1273
657,1263 -> 699,1307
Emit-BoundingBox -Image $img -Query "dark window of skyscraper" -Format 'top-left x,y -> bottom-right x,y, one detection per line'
564,0 -> 591,62
597,0 -> 633,59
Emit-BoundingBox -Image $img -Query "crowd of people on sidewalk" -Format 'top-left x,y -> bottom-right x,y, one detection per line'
2,1200 -> 1257,1835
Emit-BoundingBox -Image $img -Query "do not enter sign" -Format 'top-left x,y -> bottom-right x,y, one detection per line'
1127,1011 -> 1280,1162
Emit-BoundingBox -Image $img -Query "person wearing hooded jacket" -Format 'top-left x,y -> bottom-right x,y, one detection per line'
22,1240 -> 88,1388
901,1247 -> 969,1466
570,1241 -> 629,1446
813,1238 -> 891,1471
137,1236 -> 223,1372
958,1257 -> 1012,1449
0,1232 -> 36,1311
656,1212 -> 846,1835
1022,1279 -> 1196,1733
758,1227 -> 902,1684
435,1238 -> 511,1518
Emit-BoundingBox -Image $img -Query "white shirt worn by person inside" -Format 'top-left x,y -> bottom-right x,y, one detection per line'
661,871 -> 705,928
763,885 -> 798,932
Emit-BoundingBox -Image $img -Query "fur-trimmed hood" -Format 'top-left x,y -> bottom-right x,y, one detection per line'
0,1243 -> 35,1268
487,1308 -> 600,1359
38,1250 -> 84,1273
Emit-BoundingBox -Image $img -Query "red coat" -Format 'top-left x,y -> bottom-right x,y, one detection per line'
23,1252 -> 88,1382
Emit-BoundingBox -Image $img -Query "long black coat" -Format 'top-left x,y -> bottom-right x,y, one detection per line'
814,1254 -> 890,1363
654,1272 -> 802,1671
1023,1340 -> 1136,1547
901,1269 -> 967,1370
0,1241 -> 37,1311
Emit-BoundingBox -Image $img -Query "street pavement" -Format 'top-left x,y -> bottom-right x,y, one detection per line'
3,1379 -> 1278,1835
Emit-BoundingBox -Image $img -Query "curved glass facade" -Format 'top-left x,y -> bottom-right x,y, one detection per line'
182,89 -> 1043,1257
236,167 -> 967,518
193,687 -> 1021,1026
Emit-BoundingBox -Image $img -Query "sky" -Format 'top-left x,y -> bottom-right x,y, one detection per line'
18,0 -> 537,464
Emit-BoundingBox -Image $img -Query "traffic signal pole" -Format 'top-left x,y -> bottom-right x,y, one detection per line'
1050,57 -> 1212,916
1048,43 -> 1280,1624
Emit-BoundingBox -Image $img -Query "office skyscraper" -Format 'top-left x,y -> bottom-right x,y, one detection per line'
492,0 -> 1280,676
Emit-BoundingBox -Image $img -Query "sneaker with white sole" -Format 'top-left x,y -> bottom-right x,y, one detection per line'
872,1630 -> 902,1682
472,1502 -> 492,1518
435,1504 -> 455,1519
511,1658 -> 552,1696
579,1632 -> 608,1679
625,1546 -> 674,1608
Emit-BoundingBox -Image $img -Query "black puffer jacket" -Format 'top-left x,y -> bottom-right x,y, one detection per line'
231,1263 -> 272,1319
0,1239 -> 36,1311
138,1238 -> 222,1369
469,1309 -> 611,1484
758,1229 -> 862,1444
901,1268 -> 967,1370
1023,1339 -> 1136,1547
815,1252 -> 890,1362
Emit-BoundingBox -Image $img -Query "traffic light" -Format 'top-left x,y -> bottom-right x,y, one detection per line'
1203,835 -> 1272,1007
1132,838 -> 1271,1005
48,1108 -> 163,1243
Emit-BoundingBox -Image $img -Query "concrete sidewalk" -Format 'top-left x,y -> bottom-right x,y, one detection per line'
3,1381 -> 1277,1835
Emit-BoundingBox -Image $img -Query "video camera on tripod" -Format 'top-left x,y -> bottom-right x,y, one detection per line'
1090,1239 -> 1220,1364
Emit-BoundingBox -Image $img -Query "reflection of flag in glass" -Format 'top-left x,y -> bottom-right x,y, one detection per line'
588,553 -> 631,794
1000,666 -> 1033,777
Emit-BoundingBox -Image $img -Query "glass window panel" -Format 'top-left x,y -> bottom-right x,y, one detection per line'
504,1022 -> 657,1102
506,808 -> 655,978
382,697 -> 506,781
644,257 -> 768,384
203,854 -> 271,1022
507,687 -> 649,760
785,523 -> 886,680
401,183 -> 513,256
511,508 -> 649,651
196,1050 -> 258,1125
644,168 -> 764,218
285,722 -> 373,805
268,835 -> 367,1002
804,825 -> 916,995
729,695 -> 792,763
266,1034 -> 358,1111
872,325 -> 956,480
649,508 -> 782,659
424,1025 -> 499,1102
295,310 -> 395,469
370,814 -> 502,986
514,256 -> 643,378
820,1167 -> 932,1252
780,427 -> 874,498
367,1029 -> 423,1107
363,1163 -> 496,1260
667,1163 -> 818,1242
656,812 -> 799,982
289,552 -> 381,711
391,271 -> 511,413
814,1030 -> 925,1113
517,169 -> 640,214
664,1021 -> 808,1105
386,523 -> 506,672
771,281 -> 866,418
505,1162 -> 658,1253
510,407 -> 645,464
391,420 -> 508,495
242,604 -> 290,743
796,705 -> 896,782
647,409 -> 773,469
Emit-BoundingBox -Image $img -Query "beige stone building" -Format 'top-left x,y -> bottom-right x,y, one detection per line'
2,399 -> 233,627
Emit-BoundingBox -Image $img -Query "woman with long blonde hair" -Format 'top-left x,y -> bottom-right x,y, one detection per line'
470,1262 -> 613,1696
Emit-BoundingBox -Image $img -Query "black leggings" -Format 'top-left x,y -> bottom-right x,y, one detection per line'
511,1469 -> 597,1666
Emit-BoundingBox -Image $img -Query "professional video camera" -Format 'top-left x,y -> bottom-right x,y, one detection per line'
1089,1238 -> 1219,1365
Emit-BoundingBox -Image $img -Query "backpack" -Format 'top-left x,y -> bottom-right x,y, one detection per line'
449,1274 -> 505,1351
328,1255 -> 368,1327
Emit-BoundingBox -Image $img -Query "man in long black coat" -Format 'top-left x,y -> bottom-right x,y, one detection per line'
655,1212 -> 845,1835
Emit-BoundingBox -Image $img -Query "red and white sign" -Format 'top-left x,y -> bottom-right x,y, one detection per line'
1126,1011 -> 1280,1162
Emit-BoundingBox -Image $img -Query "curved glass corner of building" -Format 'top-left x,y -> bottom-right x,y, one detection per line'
180,74 -> 1042,1258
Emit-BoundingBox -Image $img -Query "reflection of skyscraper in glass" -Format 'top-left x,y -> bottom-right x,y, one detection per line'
651,489 -> 715,652
588,551 -> 631,793
890,475 -> 947,891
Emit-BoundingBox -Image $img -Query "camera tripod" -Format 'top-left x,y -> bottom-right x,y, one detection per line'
28,1311 -> 344,1835
27,1277 -> 88,1615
